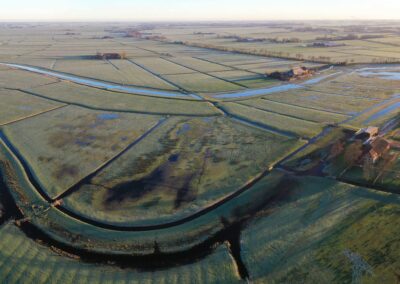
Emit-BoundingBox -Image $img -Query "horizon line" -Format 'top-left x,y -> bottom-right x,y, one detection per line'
1,18 -> 400,23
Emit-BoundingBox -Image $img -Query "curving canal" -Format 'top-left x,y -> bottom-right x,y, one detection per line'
2,63 -> 341,100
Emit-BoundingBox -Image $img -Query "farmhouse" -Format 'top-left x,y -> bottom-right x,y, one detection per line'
95,52 -> 123,60
307,41 -> 346,48
355,126 -> 379,141
269,66 -> 314,81
363,137 -> 391,164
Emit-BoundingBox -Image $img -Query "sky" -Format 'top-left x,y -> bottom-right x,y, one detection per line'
1,0 -> 400,21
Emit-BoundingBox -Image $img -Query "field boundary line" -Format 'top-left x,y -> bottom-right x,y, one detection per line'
303,87 -> 382,101
235,102 -> 322,124
54,117 -> 170,201
161,57 -> 249,89
11,88 -> 220,117
125,58 -> 193,94
0,104 -> 68,127
261,98 -> 350,116
192,56 -> 263,75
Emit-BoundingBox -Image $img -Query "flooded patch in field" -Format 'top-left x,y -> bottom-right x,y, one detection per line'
202,117 -> 215,123
301,71 -> 342,85
17,105 -> 33,111
359,71 -> 400,81
75,136 -> 96,147
176,123 -> 191,136
97,113 -> 120,120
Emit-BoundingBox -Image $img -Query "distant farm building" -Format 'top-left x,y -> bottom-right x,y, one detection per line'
307,42 -> 346,48
269,66 -> 314,81
95,52 -> 125,60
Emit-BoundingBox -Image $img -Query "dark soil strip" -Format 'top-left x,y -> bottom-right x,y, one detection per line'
55,117 -> 169,200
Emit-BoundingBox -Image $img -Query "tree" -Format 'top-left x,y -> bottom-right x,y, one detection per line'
119,51 -> 127,59
340,141 -> 363,176
373,152 -> 397,184
329,140 -> 344,160
344,141 -> 363,165
362,156 -> 376,181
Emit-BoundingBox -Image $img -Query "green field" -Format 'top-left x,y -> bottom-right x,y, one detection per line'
264,90 -> 379,115
0,223 -> 241,283
3,106 -> 162,198
241,175 -> 400,283
0,89 -> 64,126
27,80 -> 219,115
239,99 -> 350,124
63,117 -> 301,226
219,102 -> 324,138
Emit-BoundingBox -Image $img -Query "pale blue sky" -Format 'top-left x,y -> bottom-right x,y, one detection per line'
1,0 -> 399,21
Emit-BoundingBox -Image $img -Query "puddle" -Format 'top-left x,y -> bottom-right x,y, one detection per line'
202,117 -> 214,123
176,123 -> 191,136
18,105 -> 33,111
97,113 -> 120,120
75,139 -> 92,147
359,71 -> 400,81
168,153 -> 180,162
302,71 -> 342,85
